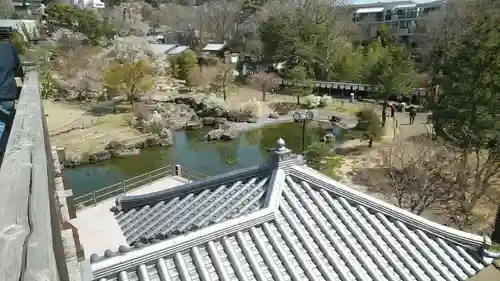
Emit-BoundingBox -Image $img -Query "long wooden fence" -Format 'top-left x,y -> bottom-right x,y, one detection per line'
73,164 -> 208,207
0,69 -> 69,281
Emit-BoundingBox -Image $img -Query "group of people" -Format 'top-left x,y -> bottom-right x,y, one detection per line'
0,41 -> 24,156
388,101 -> 418,125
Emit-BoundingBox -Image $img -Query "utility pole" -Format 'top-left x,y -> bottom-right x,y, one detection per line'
432,85 -> 439,140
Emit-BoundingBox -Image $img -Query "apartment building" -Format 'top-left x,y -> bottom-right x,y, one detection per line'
350,0 -> 445,45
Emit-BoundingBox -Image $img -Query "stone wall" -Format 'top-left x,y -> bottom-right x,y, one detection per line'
52,146 -> 85,281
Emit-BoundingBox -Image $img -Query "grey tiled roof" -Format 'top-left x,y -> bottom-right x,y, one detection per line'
115,169 -> 271,244
87,140 -> 498,281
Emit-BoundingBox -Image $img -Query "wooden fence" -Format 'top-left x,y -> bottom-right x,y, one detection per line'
0,69 -> 68,281
73,164 -> 208,207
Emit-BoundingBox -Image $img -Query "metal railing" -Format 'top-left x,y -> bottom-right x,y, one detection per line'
72,164 -> 208,207
183,166 -> 209,182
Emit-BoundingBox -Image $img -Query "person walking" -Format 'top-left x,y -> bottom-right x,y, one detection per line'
390,103 -> 396,118
409,106 -> 417,125
0,40 -> 23,154
400,101 -> 407,112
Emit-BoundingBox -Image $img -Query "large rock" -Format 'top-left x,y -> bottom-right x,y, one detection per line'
221,126 -> 240,140
159,128 -> 174,146
116,148 -> 140,157
63,152 -> 83,167
205,129 -> 223,141
145,136 -> 161,147
269,111 -> 280,119
167,120 -> 186,131
170,97 -> 198,108
185,120 -> 203,130
88,150 -> 112,163
227,113 -> 251,123
106,140 -> 125,151
106,140 -> 127,157
202,117 -> 227,127
202,117 -> 215,125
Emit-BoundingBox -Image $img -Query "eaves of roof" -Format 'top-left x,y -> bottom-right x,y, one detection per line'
202,42 -> 227,52
167,46 -> 190,55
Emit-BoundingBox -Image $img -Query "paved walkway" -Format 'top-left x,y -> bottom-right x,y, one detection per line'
382,112 -> 431,141
69,176 -> 186,258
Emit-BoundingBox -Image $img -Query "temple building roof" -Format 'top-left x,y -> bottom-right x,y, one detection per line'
84,139 -> 498,281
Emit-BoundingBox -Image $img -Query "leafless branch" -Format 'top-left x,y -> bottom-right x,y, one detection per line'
202,0 -> 238,40
352,136 -> 455,215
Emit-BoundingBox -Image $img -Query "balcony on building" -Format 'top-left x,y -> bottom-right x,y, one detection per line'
392,4 -> 418,20
352,7 -> 385,23
420,3 -> 442,16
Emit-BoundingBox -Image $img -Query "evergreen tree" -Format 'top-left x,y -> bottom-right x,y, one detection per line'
433,0 -> 500,226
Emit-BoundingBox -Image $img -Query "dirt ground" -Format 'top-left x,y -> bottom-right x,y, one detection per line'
45,100 -> 152,155
44,100 -> 88,133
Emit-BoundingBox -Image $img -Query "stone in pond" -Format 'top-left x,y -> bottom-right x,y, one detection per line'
185,121 -> 203,130
205,129 -> 223,141
221,126 -> 240,140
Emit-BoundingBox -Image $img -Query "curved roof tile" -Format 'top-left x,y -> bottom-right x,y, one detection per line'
116,175 -> 271,244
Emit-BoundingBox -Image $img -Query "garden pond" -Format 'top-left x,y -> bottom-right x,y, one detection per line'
65,121 -> 348,197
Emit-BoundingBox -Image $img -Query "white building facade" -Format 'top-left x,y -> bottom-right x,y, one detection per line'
350,0 -> 446,45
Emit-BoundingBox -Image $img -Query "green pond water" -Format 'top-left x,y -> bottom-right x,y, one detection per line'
65,121 -> 346,198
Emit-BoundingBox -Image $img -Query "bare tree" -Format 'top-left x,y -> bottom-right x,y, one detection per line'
144,4 -> 203,30
109,2 -> 150,36
413,1 -> 470,72
353,133 -> 500,231
66,70 -> 95,102
246,72 -> 281,101
213,61 -> 234,101
358,137 -> 455,215
446,143 -> 500,229
202,0 -> 238,40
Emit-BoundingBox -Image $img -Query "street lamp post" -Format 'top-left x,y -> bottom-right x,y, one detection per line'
293,111 -> 314,152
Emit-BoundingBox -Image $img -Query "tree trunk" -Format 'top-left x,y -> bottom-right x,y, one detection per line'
492,205 -> 500,243
382,100 -> 388,127
262,90 -> 266,102
223,87 -> 227,101
297,95 -> 300,105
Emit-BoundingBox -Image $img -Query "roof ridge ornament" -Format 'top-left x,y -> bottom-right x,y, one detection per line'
276,138 -> 286,151
268,138 -> 304,171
